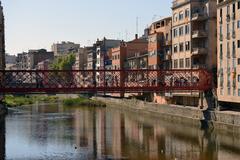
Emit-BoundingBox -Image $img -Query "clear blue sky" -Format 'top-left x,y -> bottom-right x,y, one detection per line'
2,0 -> 172,54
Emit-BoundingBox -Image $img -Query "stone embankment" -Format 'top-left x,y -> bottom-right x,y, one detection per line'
95,97 -> 240,132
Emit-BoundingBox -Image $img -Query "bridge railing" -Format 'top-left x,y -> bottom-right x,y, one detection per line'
0,69 -> 212,93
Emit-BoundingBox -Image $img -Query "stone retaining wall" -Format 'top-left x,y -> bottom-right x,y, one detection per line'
95,97 -> 240,132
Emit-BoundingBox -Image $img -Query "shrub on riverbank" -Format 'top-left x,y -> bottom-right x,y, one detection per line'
3,95 -> 59,107
63,97 -> 106,107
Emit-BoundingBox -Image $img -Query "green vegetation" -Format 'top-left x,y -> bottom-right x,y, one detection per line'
3,95 -> 106,108
4,95 -> 59,107
50,53 -> 76,70
63,97 -> 106,107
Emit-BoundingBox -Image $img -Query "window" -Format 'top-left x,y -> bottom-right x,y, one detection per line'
238,40 -> 240,48
220,25 -> 222,35
179,26 -> 184,36
174,44 -> 178,53
179,11 -> 184,20
174,60 -> 178,68
232,21 -> 235,32
227,5 -> 230,15
185,58 -> 190,68
185,41 -> 190,51
173,13 -> 178,22
238,20 -> 240,28
220,44 -> 223,59
185,25 -> 190,34
179,43 -> 184,52
238,1 -> 240,9
227,23 -> 230,34
238,89 -> 240,97
238,58 -> 240,65
233,3 -> 236,13
179,59 -> 184,68
185,9 -> 190,18
173,28 -> 178,37
238,75 -> 240,82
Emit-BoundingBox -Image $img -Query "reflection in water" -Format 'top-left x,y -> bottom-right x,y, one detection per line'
0,117 -> 5,160
4,104 -> 240,160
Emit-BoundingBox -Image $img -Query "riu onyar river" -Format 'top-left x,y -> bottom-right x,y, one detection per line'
0,103 -> 240,160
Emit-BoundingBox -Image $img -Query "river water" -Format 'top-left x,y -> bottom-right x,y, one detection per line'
0,103 -> 240,160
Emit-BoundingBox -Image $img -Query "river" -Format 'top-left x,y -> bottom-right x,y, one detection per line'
0,103 -> 240,160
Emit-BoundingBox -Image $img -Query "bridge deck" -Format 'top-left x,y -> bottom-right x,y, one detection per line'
0,69 -> 212,94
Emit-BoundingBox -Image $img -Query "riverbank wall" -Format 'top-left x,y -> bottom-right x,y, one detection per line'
95,97 -> 240,133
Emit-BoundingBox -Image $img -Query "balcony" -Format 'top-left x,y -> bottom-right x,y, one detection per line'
191,13 -> 208,21
219,17 -> 223,24
226,33 -> 230,40
164,40 -> 172,46
172,0 -> 190,9
219,34 -> 223,41
226,14 -> 230,22
165,53 -> 172,61
192,30 -> 207,39
192,64 -> 206,69
232,13 -> 236,20
227,50 -> 230,58
232,49 -> 236,58
218,68 -> 223,76
192,48 -> 207,56
232,31 -> 236,39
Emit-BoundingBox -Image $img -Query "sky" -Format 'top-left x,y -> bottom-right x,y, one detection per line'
2,0 -> 172,55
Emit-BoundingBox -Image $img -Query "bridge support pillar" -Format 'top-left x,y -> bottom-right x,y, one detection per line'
199,91 -> 204,110
0,94 -> 7,115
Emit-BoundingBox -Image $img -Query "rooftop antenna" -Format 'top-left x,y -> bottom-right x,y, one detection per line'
125,30 -> 128,41
136,17 -> 139,36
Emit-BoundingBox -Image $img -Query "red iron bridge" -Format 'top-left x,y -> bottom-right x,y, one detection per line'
0,69 -> 212,94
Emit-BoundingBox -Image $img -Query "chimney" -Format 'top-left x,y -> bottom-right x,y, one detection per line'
135,34 -> 138,40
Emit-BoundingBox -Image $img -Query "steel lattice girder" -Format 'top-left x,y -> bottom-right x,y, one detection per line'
0,69 -> 212,93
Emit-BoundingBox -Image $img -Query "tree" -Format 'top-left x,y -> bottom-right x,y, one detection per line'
51,54 -> 76,70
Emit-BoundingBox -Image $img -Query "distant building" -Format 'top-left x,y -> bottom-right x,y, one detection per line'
147,17 -> 172,104
94,38 -> 121,86
110,35 -> 148,97
217,0 -> 240,105
5,54 -> 16,64
95,38 -> 121,70
74,47 -> 92,70
0,2 -> 4,70
51,41 -> 80,57
5,54 -> 17,70
148,17 -> 172,70
37,59 -> 52,70
16,49 -> 54,70
111,35 -> 148,70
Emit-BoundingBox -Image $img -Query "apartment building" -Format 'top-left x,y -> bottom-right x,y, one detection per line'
95,38 -> 121,86
0,2 -> 4,70
51,41 -> 80,57
111,36 -> 148,70
217,0 -> 240,105
147,17 -> 172,104
95,38 -> 121,70
16,49 -> 54,70
110,36 -> 148,97
74,47 -> 92,70
148,17 -> 172,70
171,0 -> 217,106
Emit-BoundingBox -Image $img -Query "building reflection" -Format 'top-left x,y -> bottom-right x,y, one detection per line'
72,107 -> 240,160
0,117 -> 6,160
